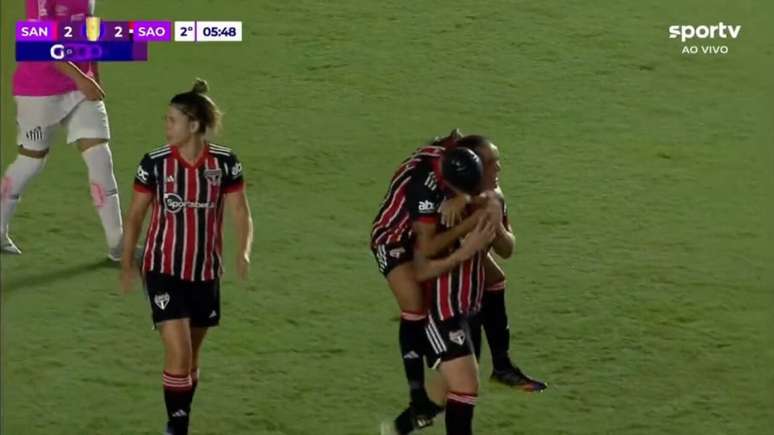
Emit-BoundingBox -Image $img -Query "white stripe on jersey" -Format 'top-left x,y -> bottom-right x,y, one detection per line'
446,269 -> 453,320
457,261 -> 464,315
424,172 -> 437,191
209,143 -> 232,152
150,145 -> 171,158
191,169 -> 200,281
201,158 -> 214,281
208,149 -> 231,157
370,176 -> 411,242
168,159 -> 179,274
158,159 -> 169,271
181,167 -> 189,279
189,169 -> 200,281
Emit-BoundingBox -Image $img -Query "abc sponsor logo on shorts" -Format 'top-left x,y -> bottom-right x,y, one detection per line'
668,22 -> 741,55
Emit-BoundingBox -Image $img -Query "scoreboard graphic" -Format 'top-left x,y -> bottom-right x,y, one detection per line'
16,19 -> 242,62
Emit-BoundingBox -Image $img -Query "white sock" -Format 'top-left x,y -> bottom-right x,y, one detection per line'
1,154 -> 47,236
81,143 -> 123,249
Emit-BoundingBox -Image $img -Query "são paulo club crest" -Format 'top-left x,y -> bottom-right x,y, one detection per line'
154,292 -> 170,310
204,169 -> 222,185
449,329 -> 466,346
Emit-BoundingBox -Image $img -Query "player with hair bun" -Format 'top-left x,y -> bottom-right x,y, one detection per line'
120,79 -> 253,435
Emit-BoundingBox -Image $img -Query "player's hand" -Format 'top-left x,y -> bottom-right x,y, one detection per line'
439,194 -> 469,227
119,264 -> 139,294
459,218 -> 496,259
236,254 -> 250,281
76,75 -> 105,101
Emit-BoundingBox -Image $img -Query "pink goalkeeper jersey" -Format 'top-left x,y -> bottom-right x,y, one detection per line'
12,0 -> 97,96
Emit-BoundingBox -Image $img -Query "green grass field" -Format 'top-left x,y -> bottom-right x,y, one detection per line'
1,1 -> 772,434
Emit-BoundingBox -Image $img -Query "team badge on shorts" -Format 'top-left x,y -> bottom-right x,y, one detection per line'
154,293 -> 170,310
449,329 -> 466,346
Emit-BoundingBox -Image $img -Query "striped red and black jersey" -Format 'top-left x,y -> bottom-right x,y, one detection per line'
133,143 -> 245,282
370,145 -> 446,247
405,159 -> 486,320
426,252 -> 486,321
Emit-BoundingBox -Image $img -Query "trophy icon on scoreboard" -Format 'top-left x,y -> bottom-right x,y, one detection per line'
86,16 -> 101,42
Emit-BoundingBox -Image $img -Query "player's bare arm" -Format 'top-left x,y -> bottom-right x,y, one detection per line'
53,61 -> 104,100
119,190 -> 152,293
225,189 -> 253,281
412,208 -> 486,259
413,218 -> 496,281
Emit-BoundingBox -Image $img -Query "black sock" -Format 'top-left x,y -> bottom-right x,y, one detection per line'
482,289 -> 512,371
394,407 -> 415,434
189,368 -> 199,405
445,393 -> 476,435
163,372 -> 192,435
399,312 -> 428,403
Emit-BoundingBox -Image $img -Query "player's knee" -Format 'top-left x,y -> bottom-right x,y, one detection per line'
400,310 -> 427,321
81,141 -> 114,169
452,373 -> 479,395
77,138 -> 109,152
468,371 -> 480,393
166,346 -> 193,372
14,154 -> 48,181
18,147 -> 49,159
444,357 -> 480,394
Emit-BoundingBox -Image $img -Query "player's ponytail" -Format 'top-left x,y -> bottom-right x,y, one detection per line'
191,78 -> 209,94
170,78 -> 222,135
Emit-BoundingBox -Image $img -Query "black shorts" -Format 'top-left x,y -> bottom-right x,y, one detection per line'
425,313 -> 482,369
144,271 -> 221,328
372,239 -> 414,276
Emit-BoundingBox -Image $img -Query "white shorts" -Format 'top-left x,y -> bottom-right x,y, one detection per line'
15,91 -> 111,152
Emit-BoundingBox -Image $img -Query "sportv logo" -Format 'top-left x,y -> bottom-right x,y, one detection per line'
668,22 -> 741,55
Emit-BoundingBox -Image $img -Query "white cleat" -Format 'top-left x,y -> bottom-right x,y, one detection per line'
1,234 -> 22,255
380,421 -> 399,435
107,243 -> 123,262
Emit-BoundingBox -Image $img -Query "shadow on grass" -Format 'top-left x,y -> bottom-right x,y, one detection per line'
1,258 -> 117,292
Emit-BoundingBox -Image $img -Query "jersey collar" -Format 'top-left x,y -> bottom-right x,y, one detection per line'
171,143 -> 210,169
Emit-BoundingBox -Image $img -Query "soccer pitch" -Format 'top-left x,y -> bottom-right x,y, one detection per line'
1,1 -> 772,434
